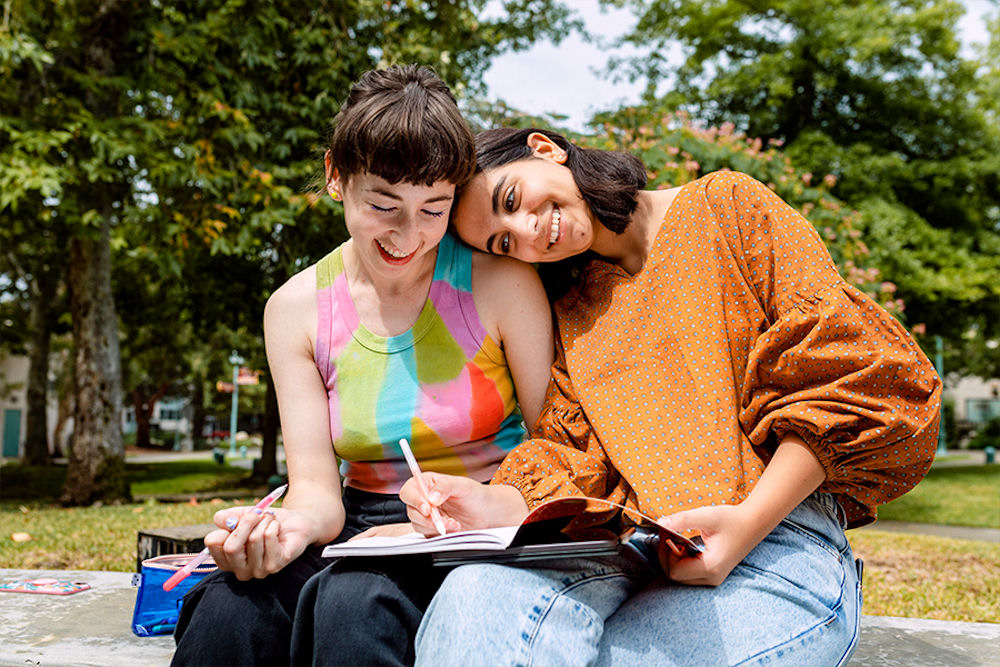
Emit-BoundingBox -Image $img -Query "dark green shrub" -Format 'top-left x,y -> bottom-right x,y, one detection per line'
968,417 -> 1000,450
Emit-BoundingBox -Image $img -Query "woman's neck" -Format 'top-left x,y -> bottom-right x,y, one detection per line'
342,240 -> 438,336
590,188 -> 681,275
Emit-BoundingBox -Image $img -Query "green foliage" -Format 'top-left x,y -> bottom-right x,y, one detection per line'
602,0 -> 1000,367
1,1 -> 577,492
968,417 -> 1000,451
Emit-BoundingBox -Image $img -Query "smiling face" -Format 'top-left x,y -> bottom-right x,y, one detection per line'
452,154 -> 601,264
329,168 -> 455,278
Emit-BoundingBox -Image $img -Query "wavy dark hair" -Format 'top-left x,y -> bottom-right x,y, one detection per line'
327,65 -> 475,187
473,128 -> 647,233
471,127 -> 648,299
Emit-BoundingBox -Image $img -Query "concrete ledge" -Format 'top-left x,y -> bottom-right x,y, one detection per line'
0,569 -> 174,667
1,568 -> 997,666
848,616 -> 1000,666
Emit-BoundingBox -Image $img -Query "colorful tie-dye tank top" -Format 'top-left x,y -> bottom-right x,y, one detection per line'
314,232 -> 526,494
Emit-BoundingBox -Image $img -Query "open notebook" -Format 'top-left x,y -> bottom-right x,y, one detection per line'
322,496 -> 705,565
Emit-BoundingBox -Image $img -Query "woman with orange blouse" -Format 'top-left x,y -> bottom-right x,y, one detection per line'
400,128 -> 941,666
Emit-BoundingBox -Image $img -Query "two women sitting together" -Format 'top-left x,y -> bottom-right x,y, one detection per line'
172,65 -> 941,667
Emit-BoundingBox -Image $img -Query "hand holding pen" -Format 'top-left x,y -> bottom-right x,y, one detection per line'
162,484 -> 288,591
398,438 -> 447,536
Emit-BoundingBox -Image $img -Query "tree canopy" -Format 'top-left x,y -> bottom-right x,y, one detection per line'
3,0 -> 995,501
604,0 -> 1000,374
1,0 -> 575,502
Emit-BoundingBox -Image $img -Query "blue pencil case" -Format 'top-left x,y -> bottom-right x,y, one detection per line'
131,553 -> 217,637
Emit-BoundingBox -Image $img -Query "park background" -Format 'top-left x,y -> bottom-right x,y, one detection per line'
1,0 -> 997,623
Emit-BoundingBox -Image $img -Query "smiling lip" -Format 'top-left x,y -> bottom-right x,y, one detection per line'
375,239 -> 414,265
546,205 -> 562,248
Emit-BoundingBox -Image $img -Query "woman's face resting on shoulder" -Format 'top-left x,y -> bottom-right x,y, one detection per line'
327,165 -> 455,272
451,133 -> 601,264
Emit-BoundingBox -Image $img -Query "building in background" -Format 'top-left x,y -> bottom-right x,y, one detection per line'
0,353 -> 60,459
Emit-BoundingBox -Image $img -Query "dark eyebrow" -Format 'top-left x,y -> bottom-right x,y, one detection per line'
422,194 -> 454,204
364,188 -> 453,205
365,186 -> 403,201
484,174 -> 508,254
491,174 -> 507,215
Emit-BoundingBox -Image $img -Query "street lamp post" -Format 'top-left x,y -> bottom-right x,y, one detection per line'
228,350 -> 244,457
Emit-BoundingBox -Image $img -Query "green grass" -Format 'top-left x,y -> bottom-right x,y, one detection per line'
1,459 -> 257,503
847,529 -> 1000,623
1,460 -> 264,571
0,499 -> 257,571
877,464 -> 1000,528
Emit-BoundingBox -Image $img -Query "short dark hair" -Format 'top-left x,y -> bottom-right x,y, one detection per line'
327,65 -> 475,187
473,127 -> 647,234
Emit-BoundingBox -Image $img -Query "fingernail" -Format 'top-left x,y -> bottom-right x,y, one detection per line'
428,492 -> 442,504
253,508 -> 263,515
225,517 -> 238,530
265,510 -> 276,517
657,516 -> 672,526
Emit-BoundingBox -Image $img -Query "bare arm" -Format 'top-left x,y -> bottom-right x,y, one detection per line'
659,433 -> 825,586
472,253 -> 553,429
206,267 -> 345,579
264,268 -> 345,542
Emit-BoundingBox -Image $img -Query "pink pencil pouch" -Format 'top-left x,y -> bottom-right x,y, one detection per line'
0,577 -> 91,595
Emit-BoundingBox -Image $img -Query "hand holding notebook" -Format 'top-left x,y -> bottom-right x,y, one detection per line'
327,493 -> 704,565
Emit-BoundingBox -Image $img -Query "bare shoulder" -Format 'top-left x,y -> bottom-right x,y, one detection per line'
470,253 -> 549,339
264,264 -> 318,350
471,252 -> 543,296
472,252 -> 542,289
266,264 -> 317,315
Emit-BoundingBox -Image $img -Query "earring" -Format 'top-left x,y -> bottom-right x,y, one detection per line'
330,190 -> 341,201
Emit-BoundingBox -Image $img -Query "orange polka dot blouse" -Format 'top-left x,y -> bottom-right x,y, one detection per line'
492,171 -> 941,529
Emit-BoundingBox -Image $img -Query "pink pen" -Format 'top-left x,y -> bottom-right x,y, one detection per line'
398,438 -> 447,536
162,483 -> 288,592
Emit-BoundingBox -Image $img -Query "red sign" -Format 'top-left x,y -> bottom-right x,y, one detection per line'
237,368 -> 260,385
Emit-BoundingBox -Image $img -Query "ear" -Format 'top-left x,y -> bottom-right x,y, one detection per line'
526,132 -> 568,164
324,152 -> 343,199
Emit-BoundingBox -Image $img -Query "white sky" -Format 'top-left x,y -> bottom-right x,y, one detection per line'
484,0 -> 996,132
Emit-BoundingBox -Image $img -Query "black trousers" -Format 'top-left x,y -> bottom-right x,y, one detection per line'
171,487 -> 449,667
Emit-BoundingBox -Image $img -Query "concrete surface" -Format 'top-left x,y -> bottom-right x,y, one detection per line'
850,616 -> 1000,667
0,569 -> 174,667
2,567 -> 998,667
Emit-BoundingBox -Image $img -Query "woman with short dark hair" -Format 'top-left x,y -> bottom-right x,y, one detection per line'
171,68 -> 553,667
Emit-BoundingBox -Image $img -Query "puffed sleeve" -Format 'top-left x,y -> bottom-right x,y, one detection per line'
718,172 -> 941,527
491,329 -> 632,521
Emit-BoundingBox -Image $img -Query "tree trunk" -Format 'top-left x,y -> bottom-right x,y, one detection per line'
52,349 -> 74,459
23,272 -> 56,465
254,374 -> 280,482
190,374 -> 206,450
60,217 -> 129,505
255,263 -> 287,482
132,389 -> 152,449
131,382 -> 171,448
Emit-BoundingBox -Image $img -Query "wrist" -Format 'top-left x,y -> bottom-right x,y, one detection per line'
740,435 -> 826,538
486,484 -> 529,527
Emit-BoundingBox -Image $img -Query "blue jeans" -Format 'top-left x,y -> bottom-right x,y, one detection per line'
415,493 -> 862,667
